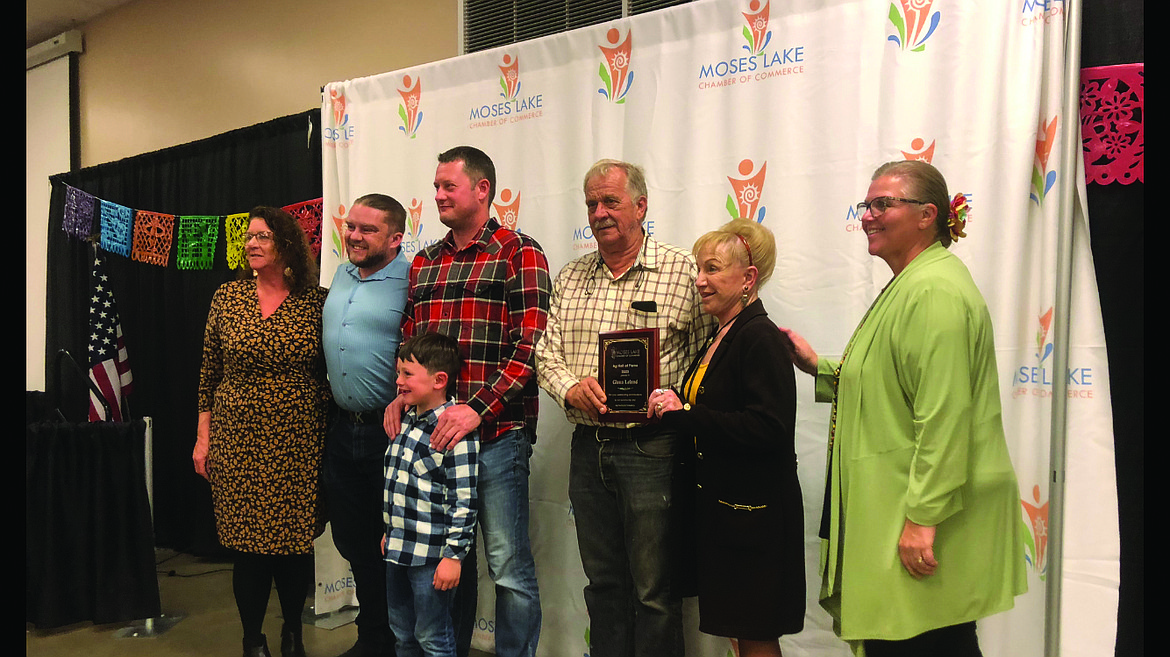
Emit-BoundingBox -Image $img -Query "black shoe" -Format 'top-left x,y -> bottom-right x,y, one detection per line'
244,634 -> 272,657
281,625 -> 306,657
336,636 -> 396,657
335,640 -> 364,657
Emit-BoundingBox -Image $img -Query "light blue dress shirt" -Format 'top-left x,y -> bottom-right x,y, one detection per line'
323,249 -> 411,412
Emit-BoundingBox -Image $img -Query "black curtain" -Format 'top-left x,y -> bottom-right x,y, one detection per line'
1081,1 -> 1143,656
27,419 -> 160,628
44,109 -> 323,556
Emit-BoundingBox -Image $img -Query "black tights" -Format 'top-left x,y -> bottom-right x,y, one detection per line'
232,550 -> 314,647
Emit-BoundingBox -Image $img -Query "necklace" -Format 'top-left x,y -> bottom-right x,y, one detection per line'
717,311 -> 742,335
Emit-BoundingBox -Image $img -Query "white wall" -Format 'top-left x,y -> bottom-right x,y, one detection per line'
27,55 -> 72,391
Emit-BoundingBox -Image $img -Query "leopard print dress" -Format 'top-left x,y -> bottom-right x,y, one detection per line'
198,280 -> 330,555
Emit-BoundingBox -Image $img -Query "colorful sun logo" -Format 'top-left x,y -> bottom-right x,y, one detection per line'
726,159 -> 768,223
598,28 -> 634,104
888,0 -> 941,52
499,54 -> 521,101
741,0 -> 772,56
397,74 -> 423,139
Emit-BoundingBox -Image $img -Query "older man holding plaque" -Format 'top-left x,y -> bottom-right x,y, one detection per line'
536,159 -> 714,657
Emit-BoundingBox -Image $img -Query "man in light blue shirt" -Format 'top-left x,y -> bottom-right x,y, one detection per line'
323,193 -> 411,657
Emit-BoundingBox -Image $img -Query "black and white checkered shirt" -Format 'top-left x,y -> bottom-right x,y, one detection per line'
383,400 -> 479,566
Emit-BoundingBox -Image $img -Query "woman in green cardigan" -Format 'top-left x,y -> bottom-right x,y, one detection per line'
782,161 -> 1027,656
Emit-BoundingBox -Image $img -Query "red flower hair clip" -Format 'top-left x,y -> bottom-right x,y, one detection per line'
948,193 -> 969,242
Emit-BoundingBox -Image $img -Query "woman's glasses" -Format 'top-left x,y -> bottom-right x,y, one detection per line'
244,231 -> 274,244
855,196 -> 926,217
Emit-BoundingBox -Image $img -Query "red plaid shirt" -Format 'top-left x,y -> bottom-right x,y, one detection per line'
402,218 -> 551,443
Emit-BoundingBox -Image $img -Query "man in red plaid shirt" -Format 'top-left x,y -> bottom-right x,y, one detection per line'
384,146 -> 549,657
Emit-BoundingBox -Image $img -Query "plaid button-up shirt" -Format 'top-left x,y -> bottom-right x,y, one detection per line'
383,400 -> 479,566
402,218 -> 551,443
537,234 -> 716,427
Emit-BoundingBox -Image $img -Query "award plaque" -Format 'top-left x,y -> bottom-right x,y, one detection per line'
598,328 -> 660,422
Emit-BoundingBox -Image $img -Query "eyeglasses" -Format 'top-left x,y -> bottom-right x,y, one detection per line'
244,231 -> 274,244
855,196 -> 926,217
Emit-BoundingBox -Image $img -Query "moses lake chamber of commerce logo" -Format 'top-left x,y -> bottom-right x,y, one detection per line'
1031,115 -> 1059,206
741,0 -> 773,56
323,88 -> 355,148
493,188 -> 522,232
499,53 -> 521,101
406,199 -> 424,242
598,28 -> 634,103
1021,0 -> 1065,26
888,0 -> 941,52
469,54 -> 545,129
329,203 -> 350,259
400,198 -> 441,256
1010,306 -> 1095,400
902,137 -> 936,163
697,1 -> 806,90
726,159 -> 768,223
1021,483 -> 1050,579
397,74 -> 423,139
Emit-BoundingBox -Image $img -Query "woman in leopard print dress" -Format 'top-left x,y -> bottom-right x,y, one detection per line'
194,206 -> 330,657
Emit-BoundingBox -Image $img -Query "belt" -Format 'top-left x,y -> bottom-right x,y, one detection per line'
338,408 -> 383,426
576,424 -> 664,442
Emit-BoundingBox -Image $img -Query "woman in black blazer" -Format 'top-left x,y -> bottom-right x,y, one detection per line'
649,218 -> 804,657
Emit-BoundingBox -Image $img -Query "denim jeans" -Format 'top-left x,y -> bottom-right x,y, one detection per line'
458,428 -> 541,657
385,560 -> 458,657
324,410 -> 395,653
569,425 -> 684,657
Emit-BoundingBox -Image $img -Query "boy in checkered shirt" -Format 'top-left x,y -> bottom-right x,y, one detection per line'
382,332 -> 478,657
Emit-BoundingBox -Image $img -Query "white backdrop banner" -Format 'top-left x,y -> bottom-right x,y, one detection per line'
319,1 -> 1118,655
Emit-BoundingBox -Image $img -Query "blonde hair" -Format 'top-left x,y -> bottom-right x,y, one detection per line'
692,218 -> 776,289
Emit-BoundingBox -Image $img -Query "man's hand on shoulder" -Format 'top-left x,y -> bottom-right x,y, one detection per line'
383,395 -> 405,439
430,403 -> 481,451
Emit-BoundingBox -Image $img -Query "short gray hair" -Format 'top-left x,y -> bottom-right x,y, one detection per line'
582,159 -> 648,206
872,160 -> 954,247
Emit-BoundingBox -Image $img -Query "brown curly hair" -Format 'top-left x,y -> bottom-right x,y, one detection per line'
237,206 -> 319,293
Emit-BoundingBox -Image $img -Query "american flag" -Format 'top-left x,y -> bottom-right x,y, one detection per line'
88,254 -> 133,421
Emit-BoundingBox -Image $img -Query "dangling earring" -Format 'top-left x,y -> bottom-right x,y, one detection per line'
283,266 -> 294,279
741,287 -> 750,306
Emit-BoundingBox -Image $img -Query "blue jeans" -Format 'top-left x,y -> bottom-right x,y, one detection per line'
459,428 -> 541,657
385,561 -> 458,657
569,425 -> 684,657
324,409 -> 395,652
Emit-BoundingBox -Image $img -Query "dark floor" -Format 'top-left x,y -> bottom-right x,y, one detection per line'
26,548 -> 493,657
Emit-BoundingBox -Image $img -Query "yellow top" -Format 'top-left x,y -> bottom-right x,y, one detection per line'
683,362 -> 707,405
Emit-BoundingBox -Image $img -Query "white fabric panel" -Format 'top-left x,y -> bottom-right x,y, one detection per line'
27,55 -> 72,391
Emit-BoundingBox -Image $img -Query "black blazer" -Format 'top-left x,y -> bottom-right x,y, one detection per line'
662,300 -> 806,630
662,299 -> 798,507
